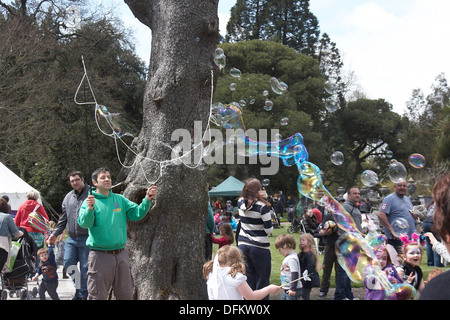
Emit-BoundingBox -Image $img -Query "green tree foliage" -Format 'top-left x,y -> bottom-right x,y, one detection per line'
226,0 -> 320,56
403,73 -> 449,173
323,99 -> 404,184
225,0 -> 345,111
209,40 -> 328,196
0,0 -> 147,212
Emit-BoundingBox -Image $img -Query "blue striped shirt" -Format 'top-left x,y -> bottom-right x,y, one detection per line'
237,198 -> 273,249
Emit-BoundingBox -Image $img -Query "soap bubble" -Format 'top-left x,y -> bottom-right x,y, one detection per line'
361,170 -> 379,187
264,99 -> 273,111
263,90 -> 269,96
230,67 -> 242,79
408,153 -> 425,169
210,103 -> 245,131
391,218 -> 409,237
261,178 -> 270,187
229,83 -> 237,91
336,232 -> 378,283
213,48 -> 226,70
95,104 -> 134,138
386,283 -> 416,300
386,150 -> 393,158
325,94 -> 340,112
388,161 -> 407,183
330,151 -> 344,166
280,117 -> 289,126
269,77 -> 288,95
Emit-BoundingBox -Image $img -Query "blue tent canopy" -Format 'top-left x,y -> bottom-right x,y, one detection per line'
208,176 -> 244,197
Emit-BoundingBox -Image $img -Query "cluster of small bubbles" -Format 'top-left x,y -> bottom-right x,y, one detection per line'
269,77 -> 288,95
229,83 -> 237,91
361,170 -> 379,187
408,153 -> 426,169
280,117 -> 289,126
325,94 -> 340,112
264,99 -> 273,111
386,150 -> 393,158
230,67 -> 242,79
388,160 -> 407,183
213,48 -> 226,70
330,151 -> 344,166
261,178 -> 270,187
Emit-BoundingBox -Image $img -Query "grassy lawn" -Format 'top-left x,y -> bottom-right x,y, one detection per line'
216,216 -> 449,288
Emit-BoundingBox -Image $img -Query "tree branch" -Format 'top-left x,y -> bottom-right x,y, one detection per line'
124,0 -> 153,29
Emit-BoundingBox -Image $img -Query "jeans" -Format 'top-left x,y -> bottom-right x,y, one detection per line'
39,280 -> 59,300
334,267 -> 354,300
422,221 -> 444,267
238,244 -> 271,300
281,288 -> 302,300
64,236 -> 89,298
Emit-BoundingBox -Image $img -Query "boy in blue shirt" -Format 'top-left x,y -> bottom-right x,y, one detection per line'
32,246 -> 60,300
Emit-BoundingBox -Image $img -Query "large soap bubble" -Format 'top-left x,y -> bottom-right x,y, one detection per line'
361,170 -> 379,187
388,161 -> 407,183
213,48 -> 226,70
269,77 -> 288,95
330,151 -> 344,166
391,218 -> 409,237
408,153 -> 426,169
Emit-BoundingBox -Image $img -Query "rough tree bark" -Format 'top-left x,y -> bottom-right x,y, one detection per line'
119,0 -> 219,299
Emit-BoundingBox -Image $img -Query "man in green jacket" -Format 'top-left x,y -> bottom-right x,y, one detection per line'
78,167 -> 157,300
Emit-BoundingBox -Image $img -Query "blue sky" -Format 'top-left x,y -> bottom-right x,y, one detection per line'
111,0 -> 450,114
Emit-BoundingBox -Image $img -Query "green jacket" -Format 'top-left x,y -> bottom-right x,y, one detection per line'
78,188 -> 152,250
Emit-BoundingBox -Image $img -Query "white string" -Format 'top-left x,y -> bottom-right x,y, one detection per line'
74,57 -> 216,187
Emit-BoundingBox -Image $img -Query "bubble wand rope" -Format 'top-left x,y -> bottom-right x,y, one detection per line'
74,58 -> 217,187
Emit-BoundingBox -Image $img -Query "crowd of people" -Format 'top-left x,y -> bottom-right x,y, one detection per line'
0,168 -> 157,300
0,169 -> 449,300
204,174 -> 450,300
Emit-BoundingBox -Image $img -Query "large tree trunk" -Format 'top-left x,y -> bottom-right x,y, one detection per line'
120,0 -> 219,299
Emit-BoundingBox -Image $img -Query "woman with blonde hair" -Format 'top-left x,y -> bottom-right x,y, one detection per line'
203,246 -> 280,300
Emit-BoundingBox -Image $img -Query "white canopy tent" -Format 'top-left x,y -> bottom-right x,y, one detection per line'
0,161 -> 40,214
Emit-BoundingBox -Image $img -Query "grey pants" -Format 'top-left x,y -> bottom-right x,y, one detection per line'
87,249 -> 134,300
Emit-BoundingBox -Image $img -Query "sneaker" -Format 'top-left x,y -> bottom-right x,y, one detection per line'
318,291 -> 327,298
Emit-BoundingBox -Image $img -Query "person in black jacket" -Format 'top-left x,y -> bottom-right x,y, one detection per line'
317,209 -> 339,299
47,171 -> 90,300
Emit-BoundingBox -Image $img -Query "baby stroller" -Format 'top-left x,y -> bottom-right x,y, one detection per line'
1,228 -> 39,300
270,209 -> 281,229
287,218 -> 304,234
